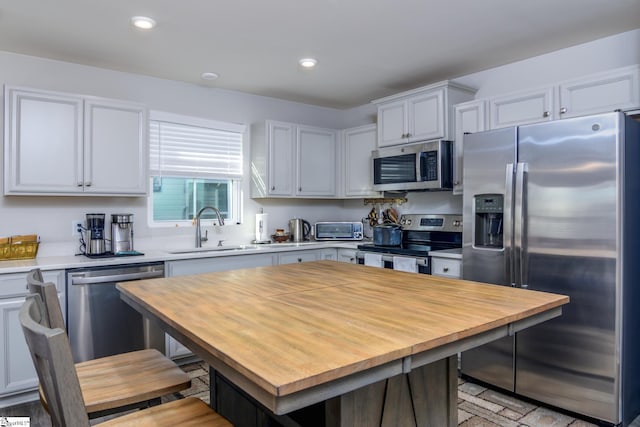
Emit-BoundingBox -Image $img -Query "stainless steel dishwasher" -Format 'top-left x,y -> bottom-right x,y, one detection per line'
66,262 -> 165,362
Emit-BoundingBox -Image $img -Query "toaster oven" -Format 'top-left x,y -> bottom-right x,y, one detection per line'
314,222 -> 364,241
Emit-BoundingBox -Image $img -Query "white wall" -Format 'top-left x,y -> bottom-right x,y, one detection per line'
1,28 -> 639,256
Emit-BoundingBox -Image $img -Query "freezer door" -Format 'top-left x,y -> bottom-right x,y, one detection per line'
461,126 -> 517,391
515,113 -> 619,423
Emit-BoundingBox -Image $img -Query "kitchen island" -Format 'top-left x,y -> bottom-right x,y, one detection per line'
117,260 -> 568,427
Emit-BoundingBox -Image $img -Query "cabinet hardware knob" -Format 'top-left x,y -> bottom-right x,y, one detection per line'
443,267 -> 449,272
271,186 -> 275,191
77,182 -> 83,187
559,107 -> 567,114
299,187 -> 302,191
406,133 -> 411,138
401,133 -> 406,139
543,111 -> 550,118
85,181 -> 91,187
297,258 -> 302,262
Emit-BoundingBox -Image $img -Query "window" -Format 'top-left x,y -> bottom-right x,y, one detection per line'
149,112 -> 245,226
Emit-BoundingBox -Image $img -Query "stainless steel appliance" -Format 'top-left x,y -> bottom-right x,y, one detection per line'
461,112 -> 640,426
111,213 -> 134,254
66,263 -> 165,362
84,213 -> 106,255
372,140 -> 453,191
314,221 -> 363,241
356,214 -> 462,274
289,218 -> 311,242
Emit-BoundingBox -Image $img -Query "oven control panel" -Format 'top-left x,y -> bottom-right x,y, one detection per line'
400,214 -> 462,232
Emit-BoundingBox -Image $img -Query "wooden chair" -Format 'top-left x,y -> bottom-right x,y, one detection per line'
20,294 -> 232,427
26,268 -> 191,418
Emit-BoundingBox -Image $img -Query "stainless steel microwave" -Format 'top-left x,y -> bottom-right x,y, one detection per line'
372,140 -> 453,191
314,222 -> 364,241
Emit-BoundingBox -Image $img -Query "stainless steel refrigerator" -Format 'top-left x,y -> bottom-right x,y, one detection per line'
461,112 -> 640,426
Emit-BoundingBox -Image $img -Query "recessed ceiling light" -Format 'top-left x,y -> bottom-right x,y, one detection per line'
131,16 -> 156,30
201,72 -> 219,80
299,58 -> 318,68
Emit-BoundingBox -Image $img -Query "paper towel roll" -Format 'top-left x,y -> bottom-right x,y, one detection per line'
255,213 -> 269,242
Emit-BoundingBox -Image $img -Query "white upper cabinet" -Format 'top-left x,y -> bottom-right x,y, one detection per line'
489,65 -> 640,129
452,100 -> 488,195
83,99 -> 147,195
489,86 -> 554,129
4,86 -> 148,196
251,120 -> 337,198
557,65 -> 639,119
340,124 -> 381,198
297,125 -> 336,197
373,81 -> 476,148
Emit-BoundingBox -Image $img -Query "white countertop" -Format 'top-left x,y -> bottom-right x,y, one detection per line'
0,241 -> 362,274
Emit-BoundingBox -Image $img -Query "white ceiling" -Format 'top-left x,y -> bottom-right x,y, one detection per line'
1,1 -> 639,109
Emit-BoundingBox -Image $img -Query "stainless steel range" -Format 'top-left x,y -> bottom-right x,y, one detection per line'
356,214 -> 462,274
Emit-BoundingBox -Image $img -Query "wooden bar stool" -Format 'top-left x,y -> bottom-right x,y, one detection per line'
20,295 -> 232,427
26,268 -> 191,418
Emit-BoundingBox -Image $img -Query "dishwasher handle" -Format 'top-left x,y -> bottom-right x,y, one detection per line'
69,269 -> 164,285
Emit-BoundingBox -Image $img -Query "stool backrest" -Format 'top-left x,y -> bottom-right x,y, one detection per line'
19,295 -> 89,427
26,269 -> 65,330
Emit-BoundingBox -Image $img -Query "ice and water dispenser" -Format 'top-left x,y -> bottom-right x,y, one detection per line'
474,194 -> 503,249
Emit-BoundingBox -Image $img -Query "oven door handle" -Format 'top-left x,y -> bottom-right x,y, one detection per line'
69,270 -> 164,285
356,253 -> 429,266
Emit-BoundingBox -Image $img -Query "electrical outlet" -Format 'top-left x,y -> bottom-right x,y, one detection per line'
72,220 -> 83,236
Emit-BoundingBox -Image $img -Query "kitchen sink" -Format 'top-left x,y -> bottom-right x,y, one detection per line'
167,245 -> 250,254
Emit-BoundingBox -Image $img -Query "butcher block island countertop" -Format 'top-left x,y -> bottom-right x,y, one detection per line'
118,261 -> 568,427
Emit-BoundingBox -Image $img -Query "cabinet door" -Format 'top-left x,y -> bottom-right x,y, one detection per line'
267,122 -> 295,196
4,87 -> 84,194
431,257 -> 461,278
558,66 -> 640,119
377,100 -> 407,147
408,88 -> 445,142
337,249 -> 357,264
343,124 -> 381,198
84,99 -> 148,195
489,87 -> 554,129
453,100 -> 487,195
0,298 -> 39,396
297,126 -> 336,197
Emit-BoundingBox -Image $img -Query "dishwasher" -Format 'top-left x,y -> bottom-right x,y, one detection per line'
66,262 -> 165,362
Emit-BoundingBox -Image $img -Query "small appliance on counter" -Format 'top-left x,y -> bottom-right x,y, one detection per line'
314,221 -> 364,241
111,213 -> 137,255
85,213 -> 106,256
289,218 -> 311,242
80,212 -> 143,258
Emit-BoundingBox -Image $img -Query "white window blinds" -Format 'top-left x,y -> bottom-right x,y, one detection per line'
149,112 -> 244,179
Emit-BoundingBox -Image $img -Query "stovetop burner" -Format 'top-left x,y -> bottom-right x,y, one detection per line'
359,213 -> 462,257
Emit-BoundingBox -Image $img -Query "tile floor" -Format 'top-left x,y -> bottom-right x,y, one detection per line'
4,360 -> 638,427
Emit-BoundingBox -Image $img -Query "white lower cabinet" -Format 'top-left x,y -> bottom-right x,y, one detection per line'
337,249 -> 357,264
164,254 -> 275,359
430,257 -> 461,279
0,270 -> 65,405
277,249 -> 337,265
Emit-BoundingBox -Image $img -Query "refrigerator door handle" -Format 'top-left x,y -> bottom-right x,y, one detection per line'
504,163 -> 515,285
514,162 -> 528,288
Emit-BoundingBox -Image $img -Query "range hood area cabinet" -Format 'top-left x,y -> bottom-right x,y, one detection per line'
251,120 -> 337,198
372,81 -> 476,148
4,86 -> 148,196
451,64 -> 640,195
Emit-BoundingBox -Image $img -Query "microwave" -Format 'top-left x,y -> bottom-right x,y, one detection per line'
372,140 -> 453,191
314,222 -> 364,241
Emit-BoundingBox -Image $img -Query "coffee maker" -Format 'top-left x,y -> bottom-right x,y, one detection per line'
111,214 -> 134,254
85,213 -> 106,255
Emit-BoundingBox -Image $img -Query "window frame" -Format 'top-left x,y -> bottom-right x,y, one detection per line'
147,111 -> 245,228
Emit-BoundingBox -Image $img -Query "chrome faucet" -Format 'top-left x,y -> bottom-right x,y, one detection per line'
195,206 -> 225,247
